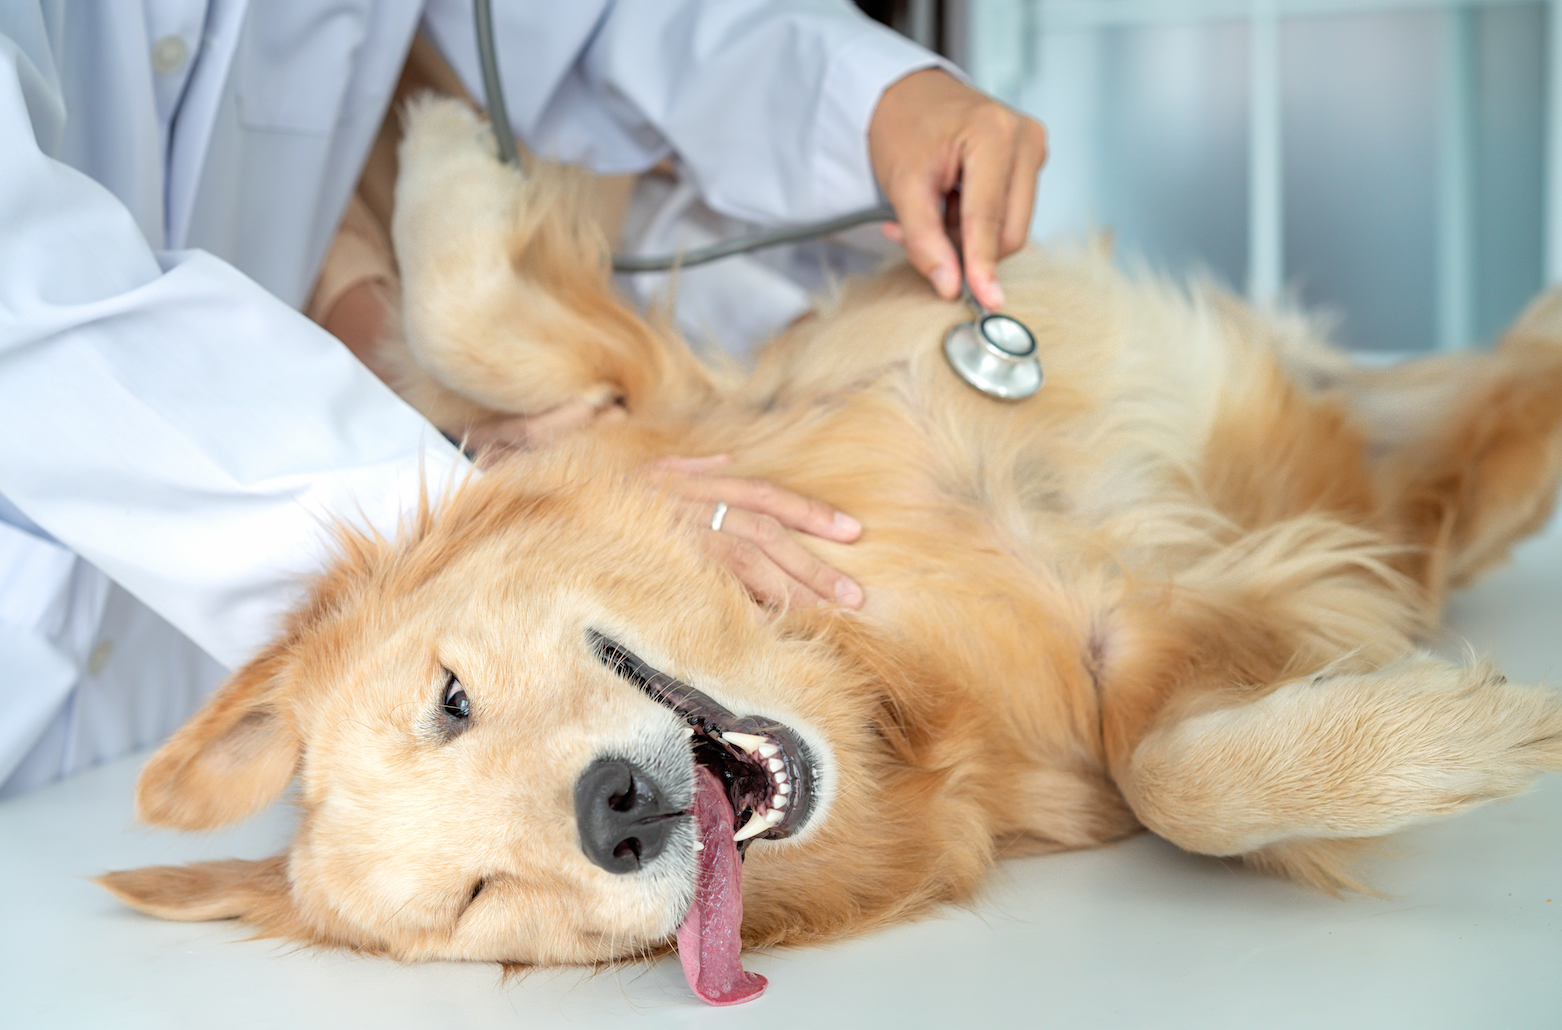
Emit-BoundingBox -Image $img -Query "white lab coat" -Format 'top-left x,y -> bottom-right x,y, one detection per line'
0,0 -> 939,794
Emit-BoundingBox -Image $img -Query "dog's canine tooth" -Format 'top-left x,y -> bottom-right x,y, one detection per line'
766,758 -> 784,773
733,812 -> 770,842
721,731 -> 768,753
683,727 -> 696,738
693,840 -> 705,852
777,781 -> 791,794
756,742 -> 780,758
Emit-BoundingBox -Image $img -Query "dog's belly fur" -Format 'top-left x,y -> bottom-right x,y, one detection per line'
618,260 -> 1368,857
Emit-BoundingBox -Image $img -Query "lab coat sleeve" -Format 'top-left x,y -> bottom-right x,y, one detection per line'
422,0 -> 951,224
0,31 -> 465,671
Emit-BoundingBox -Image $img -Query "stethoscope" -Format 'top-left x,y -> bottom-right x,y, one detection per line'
471,0 -> 1043,401
941,284 -> 1043,399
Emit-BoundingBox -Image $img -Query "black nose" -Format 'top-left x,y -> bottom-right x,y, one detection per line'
575,758 -> 682,873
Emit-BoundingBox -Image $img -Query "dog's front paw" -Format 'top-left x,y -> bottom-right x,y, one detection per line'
398,93 -> 497,169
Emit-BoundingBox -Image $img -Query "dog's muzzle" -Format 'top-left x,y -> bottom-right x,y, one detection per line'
587,630 -> 818,852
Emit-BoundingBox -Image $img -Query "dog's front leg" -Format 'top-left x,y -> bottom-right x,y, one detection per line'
392,95 -> 715,421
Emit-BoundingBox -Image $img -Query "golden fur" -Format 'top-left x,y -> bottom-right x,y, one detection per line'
103,96 -> 1562,975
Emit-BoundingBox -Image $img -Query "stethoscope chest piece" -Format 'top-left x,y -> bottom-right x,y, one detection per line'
943,312 -> 1044,400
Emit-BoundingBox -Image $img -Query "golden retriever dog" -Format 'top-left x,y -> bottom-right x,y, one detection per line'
100,96 -> 1562,1006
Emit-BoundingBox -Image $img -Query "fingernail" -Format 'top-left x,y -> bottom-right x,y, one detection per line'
931,265 -> 960,298
987,282 -> 1006,309
833,511 -> 862,538
835,577 -> 864,608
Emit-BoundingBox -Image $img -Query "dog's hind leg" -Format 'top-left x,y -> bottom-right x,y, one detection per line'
1093,513 -> 1562,892
1115,651 -> 1562,891
1269,285 -> 1562,601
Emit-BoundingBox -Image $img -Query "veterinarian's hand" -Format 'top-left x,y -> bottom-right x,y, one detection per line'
869,68 -> 1047,312
648,455 -> 865,610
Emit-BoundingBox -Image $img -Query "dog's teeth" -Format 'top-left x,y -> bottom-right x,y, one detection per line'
722,731 -> 768,753
693,840 -> 705,851
683,727 -> 696,738
778,781 -> 791,794
767,758 -> 784,773
773,794 -> 788,808
757,742 -> 780,758
765,808 -> 784,824
733,812 -> 770,842
774,770 -> 788,784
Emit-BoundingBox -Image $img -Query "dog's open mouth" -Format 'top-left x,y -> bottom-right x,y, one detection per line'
589,631 -> 818,843
589,630 -> 819,1005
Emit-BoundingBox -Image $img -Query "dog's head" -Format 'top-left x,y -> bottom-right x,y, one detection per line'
100,441 -> 980,1004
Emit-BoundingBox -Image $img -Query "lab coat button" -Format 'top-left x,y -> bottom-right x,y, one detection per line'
151,35 -> 189,75
87,639 -> 113,676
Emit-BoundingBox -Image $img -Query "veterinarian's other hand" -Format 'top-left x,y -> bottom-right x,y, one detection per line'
869,68 -> 1047,312
648,455 -> 865,610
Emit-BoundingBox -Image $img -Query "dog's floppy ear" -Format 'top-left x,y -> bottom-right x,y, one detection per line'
137,524 -> 392,830
135,644 -> 303,831
97,856 -> 302,931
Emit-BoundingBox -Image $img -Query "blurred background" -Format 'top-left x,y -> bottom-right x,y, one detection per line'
857,0 -> 1551,354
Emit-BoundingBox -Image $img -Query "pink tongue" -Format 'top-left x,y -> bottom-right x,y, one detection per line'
677,766 -> 767,1006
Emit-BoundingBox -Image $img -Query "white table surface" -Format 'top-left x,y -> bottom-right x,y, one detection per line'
4,532 -> 1561,1029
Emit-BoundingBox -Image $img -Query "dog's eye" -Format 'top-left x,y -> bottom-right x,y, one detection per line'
441,675 -> 470,720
